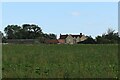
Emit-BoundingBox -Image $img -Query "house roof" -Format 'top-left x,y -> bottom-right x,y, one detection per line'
59,35 -> 68,39
59,34 -> 83,39
71,35 -> 82,38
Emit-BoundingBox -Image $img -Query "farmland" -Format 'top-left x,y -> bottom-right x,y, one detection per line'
2,44 -> 118,78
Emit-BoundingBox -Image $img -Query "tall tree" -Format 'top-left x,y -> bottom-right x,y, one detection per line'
4,25 -> 21,39
22,24 -> 43,39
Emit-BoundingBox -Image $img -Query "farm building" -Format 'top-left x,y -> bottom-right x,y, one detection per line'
45,39 -> 59,44
58,33 -> 88,44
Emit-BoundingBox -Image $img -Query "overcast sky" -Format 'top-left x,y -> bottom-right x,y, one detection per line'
1,2 -> 118,38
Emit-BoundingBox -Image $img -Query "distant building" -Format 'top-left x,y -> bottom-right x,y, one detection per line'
45,39 -> 59,44
58,33 -> 87,44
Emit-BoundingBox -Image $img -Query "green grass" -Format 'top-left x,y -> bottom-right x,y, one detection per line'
2,44 -> 118,78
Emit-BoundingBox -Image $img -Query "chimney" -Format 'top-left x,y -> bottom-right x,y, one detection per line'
80,33 -> 82,36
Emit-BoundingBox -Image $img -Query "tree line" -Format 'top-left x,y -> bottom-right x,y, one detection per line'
0,24 -> 120,44
81,28 -> 120,44
95,28 -> 120,44
1,24 -> 57,43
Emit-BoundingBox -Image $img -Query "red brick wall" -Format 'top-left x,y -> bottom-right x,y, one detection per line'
58,39 -> 65,44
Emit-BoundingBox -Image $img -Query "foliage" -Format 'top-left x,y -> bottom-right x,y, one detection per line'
4,24 -> 43,39
43,33 -> 57,39
4,24 -> 57,43
4,25 -> 21,39
48,33 -> 57,39
0,31 -> 7,43
95,28 -> 120,44
21,24 -> 43,39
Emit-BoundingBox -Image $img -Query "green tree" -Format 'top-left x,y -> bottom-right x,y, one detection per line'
96,28 -> 119,44
48,33 -> 57,39
4,25 -> 21,39
0,31 -> 7,43
22,24 -> 43,39
43,33 -> 57,39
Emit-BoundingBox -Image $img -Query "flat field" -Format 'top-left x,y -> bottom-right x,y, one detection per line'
2,44 -> 118,78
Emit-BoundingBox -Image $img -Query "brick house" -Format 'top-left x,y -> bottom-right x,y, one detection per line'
58,33 -> 87,44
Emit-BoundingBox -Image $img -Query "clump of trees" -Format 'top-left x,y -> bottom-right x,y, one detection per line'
95,28 -> 120,44
1,24 -> 57,43
4,24 -> 42,39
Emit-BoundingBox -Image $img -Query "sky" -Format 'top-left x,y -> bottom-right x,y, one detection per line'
1,0 -> 119,2
1,2 -> 118,38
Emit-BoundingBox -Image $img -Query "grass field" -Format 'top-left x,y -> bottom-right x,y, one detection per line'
2,44 -> 118,78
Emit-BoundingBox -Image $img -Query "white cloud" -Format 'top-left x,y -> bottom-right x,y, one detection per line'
71,11 -> 80,16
